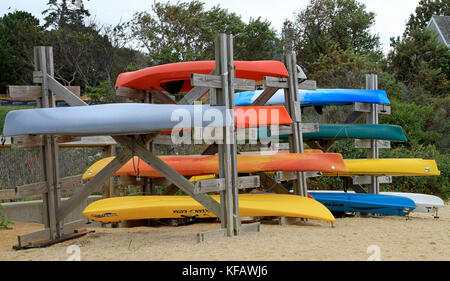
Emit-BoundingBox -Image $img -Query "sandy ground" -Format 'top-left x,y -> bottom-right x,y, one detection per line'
0,202 -> 449,261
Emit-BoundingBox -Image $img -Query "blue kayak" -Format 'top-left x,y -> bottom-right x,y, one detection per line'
308,192 -> 415,216
235,89 -> 391,107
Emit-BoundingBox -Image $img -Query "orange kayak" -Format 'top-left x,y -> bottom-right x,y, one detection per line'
115,60 -> 289,93
83,152 -> 347,180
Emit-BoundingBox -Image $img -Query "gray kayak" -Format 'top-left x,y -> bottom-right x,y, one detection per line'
2,103 -> 232,137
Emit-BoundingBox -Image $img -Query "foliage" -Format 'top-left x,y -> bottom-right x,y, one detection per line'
388,28 -> 450,98
308,46 -> 381,88
380,98 -> 440,147
85,81 -> 122,104
292,0 -> 381,72
43,0 -> 91,30
404,0 -> 450,37
0,204 -> 14,230
0,11 -> 45,92
129,0 -> 279,65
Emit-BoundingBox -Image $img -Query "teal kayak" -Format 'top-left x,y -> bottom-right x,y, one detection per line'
257,124 -> 407,142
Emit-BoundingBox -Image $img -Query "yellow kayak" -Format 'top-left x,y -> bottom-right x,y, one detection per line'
323,159 -> 440,177
83,194 -> 336,223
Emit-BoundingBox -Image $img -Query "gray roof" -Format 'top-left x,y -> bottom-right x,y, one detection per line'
429,15 -> 450,45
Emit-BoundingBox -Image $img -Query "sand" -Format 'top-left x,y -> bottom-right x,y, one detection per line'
0,202 -> 449,261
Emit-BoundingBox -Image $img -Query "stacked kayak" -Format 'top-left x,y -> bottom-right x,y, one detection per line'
83,194 -> 336,223
234,89 -> 390,107
82,152 -> 348,180
258,124 -> 407,142
308,192 -> 416,216
309,190 -> 444,214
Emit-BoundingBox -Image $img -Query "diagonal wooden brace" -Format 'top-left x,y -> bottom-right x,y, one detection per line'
114,135 -> 222,217
56,148 -> 133,223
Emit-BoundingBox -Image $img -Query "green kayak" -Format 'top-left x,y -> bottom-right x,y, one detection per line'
257,124 -> 407,142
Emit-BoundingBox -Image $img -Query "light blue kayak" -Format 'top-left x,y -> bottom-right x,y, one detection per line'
235,89 -> 391,107
308,192 -> 416,216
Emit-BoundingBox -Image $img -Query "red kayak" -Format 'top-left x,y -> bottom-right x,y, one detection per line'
83,152 -> 347,180
116,60 -> 289,93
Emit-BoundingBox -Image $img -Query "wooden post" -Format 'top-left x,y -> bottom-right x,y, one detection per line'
366,74 -> 380,194
102,144 -> 116,198
35,46 -> 61,239
213,34 -> 237,237
284,53 -> 308,197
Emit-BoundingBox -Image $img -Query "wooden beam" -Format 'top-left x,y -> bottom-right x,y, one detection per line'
352,176 -> 392,185
354,139 -> 391,149
194,176 -> 260,194
116,87 -> 144,100
15,175 -> 83,199
46,74 -> 87,107
114,135 -> 222,217
177,86 -> 210,105
353,102 -> 391,115
0,189 -> 16,200
0,136 -> 117,149
190,73 -> 255,91
16,219 -> 85,249
264,77 -> 317,90
256,172 -> 290,194
251,87 -> 279,106
149,90 -> 176,104
8,85 -> 81,99
56,148 -> 133,223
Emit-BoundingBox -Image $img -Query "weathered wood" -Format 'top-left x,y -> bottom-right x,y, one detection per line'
251,87 -> 279,106
116,87 -> 144,100
56,148 -> 134,223
352,176 -> 392,185
15,175 -> 83,199
256,172 -> 290,194
47,75 -> 87,107
193,176 -> 260,194
190,73 -> 255,91
61,136 -> 117,147
263,76 -> 317,90
113,135 -> 222,217
17,219 -> 85,248
11,135 -> 43,148
197,228 -> 226,243
0,189 -> 16,200
353,102 -> 391,115
102,145 -> 116,198
0,136 -> 117,149
274,171 -> 322,182
354,139 -> 391,149
237,222 -> 260,235
177,87 -> 210,105
8,85 -> 80,99
149,90 -> 176,104
56,135 -> 81,144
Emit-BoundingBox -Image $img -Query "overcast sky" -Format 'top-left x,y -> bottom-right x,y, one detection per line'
0,0 -> 420,54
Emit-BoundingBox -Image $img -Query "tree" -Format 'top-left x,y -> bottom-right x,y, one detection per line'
388,28 -> 450,98
129,1 -> 279,65
404,0 -> 450,37
0,11 -> 45,92
42,0 -> 90,30
293,0 -> 381,71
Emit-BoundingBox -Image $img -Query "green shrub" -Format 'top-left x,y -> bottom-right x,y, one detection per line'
0,204 -> 13,230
